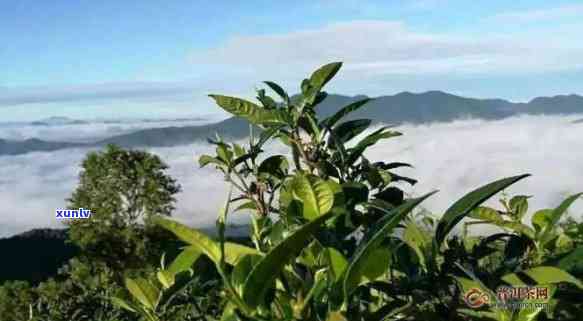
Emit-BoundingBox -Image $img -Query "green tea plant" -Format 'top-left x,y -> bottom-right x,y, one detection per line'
464,194 -> 582,268
114,62 -> 583,321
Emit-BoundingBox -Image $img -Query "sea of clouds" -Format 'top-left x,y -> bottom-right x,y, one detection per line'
0,118 -> 216,143
1,114 -> 582,238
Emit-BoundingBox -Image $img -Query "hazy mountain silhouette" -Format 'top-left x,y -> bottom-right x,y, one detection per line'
0,229 -> 78,285
1,91 -> 582,156
30,116 -> 89,126
0,226 -> 249,284
97,116 -> 250,147
0,138 -> 85,156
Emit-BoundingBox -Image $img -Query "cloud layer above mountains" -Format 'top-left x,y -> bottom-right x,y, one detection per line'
1,114 -> 582,237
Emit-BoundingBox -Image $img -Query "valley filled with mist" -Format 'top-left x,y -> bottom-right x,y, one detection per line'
1,98 -> 582,237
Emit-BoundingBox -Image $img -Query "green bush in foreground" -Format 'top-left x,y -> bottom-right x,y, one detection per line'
112,62 -> 583,321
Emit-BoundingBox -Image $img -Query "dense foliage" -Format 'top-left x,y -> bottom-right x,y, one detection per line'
66,144 -> 181,271
115,62 -> 583,321
1,62 -> 582,321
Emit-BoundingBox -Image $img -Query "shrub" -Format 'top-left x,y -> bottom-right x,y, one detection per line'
66,144 -> 181,271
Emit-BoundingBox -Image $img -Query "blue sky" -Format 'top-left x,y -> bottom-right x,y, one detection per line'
1,0 -> 583,121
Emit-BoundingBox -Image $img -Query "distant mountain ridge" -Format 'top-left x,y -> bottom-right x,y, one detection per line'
0,138 -> 85,156
1,91 -> 582,156
0,225 -> 249,284
0,228 -> 78,285
30,116 -> 88,126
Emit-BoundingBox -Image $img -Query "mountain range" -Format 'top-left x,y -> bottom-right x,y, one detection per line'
1,91 -> 582,156
0,226 -> 248,284
30,116 -> 89,126
0,229 -> 78,285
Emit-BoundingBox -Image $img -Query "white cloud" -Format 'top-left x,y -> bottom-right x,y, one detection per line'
0,118 -> 215,143
365,116 -> 583,217
190,20 -> 583,78
1,114 -> 582,238
0,82 -> 198,107
491,4 -> 583,23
